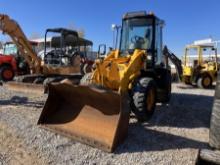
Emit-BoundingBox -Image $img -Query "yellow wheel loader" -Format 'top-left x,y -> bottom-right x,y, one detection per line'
38,11 -> 172,152
182,44 -> 218,88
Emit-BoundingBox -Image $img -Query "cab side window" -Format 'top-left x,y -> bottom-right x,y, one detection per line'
155,20 -> 163,66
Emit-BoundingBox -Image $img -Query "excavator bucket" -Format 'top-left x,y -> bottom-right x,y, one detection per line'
37,83 -> 130,152
4,81 -> 45,94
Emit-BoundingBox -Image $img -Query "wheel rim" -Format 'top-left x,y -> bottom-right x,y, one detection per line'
3,69 -> 13,80
146,88 -> 155,111
203,77 -> 211,87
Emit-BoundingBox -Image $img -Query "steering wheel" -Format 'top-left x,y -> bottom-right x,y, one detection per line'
131,35 -> 145,44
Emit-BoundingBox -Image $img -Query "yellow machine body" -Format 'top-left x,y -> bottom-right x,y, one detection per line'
92,49 -> 145,92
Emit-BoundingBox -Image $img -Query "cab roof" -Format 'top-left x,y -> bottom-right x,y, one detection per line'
122,11 -> 165,26
186,44 -> 215,49
51,36 -> 93,47
123,11 -> 159,20
46,28 -> 79,37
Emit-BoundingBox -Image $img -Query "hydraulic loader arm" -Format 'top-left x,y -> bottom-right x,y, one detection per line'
119,50 -> 145,92
163,46 -> 183,80
0,14 -> 41,73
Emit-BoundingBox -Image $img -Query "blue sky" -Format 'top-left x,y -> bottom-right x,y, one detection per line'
0,0 -> 220,56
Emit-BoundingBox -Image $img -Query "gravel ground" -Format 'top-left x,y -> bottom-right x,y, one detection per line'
0,83 -> 215,165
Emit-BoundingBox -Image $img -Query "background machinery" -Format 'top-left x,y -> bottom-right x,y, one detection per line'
0,41 -> 37,81
182,44 -> 219,88
44,28 -> 94,74
163,46 -> 183,82
38,11 -> 172,152
0,14 -> 93,93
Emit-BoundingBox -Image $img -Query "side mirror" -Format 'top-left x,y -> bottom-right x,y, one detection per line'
98,44 -> 106,58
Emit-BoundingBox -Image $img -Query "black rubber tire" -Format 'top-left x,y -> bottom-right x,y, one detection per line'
131,77 -> 157,122
159,73 -> 172,103
197,75 -> 213,89
0,65 -> 14,81
80,73 -> 93,86
209,74 -> 220,149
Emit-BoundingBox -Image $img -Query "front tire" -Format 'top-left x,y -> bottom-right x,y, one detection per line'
131,77 -> 157,122
0,65 -> 14,81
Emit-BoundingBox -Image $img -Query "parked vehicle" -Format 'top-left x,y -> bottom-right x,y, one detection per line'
0,41 -> 37,81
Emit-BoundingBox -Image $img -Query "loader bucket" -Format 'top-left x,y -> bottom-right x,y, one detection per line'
37,83 -> 130,152
4,81 -> 45,95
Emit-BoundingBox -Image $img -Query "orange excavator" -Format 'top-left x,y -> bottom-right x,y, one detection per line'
0,14 -> 93,93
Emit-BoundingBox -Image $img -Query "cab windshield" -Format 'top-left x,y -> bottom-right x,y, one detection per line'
3,43 -> 18,55
120,18 -> 153,56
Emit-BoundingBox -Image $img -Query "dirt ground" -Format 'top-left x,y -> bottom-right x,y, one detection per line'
0,122 -> 46,165
0,83 -> 215,165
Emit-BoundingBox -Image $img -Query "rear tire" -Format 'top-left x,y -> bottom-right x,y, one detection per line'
131,77 -> 157,122
197,75 -> 212,88
0,65 -> 14,81
158,72 -> 172,103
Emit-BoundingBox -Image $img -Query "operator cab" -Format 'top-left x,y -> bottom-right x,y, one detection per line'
3,41 -> 38,74
184,45 -> 218,67
119,11 -> 165,68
